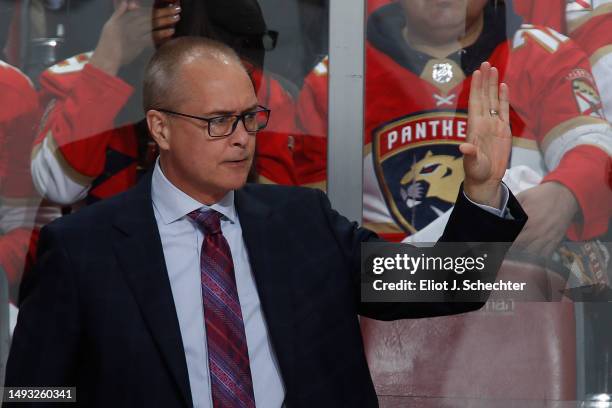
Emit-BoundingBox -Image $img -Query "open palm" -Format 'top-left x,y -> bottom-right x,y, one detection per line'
460,62 -> 512,206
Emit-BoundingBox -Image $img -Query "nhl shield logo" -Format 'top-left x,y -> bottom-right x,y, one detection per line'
372,111 -> 468,234
432,63 -> 454,84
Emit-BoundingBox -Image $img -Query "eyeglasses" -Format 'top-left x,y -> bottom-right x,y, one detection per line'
156,106 -> 271,137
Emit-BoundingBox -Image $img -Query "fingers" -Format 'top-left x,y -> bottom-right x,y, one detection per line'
123,7 -> 154,25
480,62 -> 491,114
127,1 -> 141,11
468,62 -> 495,117
459,143 -> 477,157
113,0 -> 129,18
499,82 -> 510,125
469,69 -> 483,117
152,27 -> 176,45
151,4 -> 180,44
488,66 -> 499,115
153,2 -> 181,20
153,13 -> 180,31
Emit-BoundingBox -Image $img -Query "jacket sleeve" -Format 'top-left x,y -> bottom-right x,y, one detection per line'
315,185 -> 527,321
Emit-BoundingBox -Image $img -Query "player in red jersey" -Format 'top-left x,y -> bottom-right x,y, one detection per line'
1,1 -> 61,306
514,0 -> 612,123
295,0 -> 612,256
0,60 -> 61,303
31,0 -> 297,210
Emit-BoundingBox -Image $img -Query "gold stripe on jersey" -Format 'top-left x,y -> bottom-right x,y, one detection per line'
300,180 -> 327,192
512,136 -> 539,150
259,175 -> 328,190
590,44 -> 612,66
420,59 -> 465,95
363,221 -> 405,235
363,142 -> 372,158
541,116 -> 609,153
256,174 -> 278,185
568,3 -> 612,33
32,131 -> 95,187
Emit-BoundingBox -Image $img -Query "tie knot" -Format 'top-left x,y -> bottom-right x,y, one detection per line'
188,210 -> 222,235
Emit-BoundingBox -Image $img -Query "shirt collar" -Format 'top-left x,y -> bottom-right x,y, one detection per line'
151,159 -> 237,225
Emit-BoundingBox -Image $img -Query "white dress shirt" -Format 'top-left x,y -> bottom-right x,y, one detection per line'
151,161 -> 285,408
150,158 -> 510,407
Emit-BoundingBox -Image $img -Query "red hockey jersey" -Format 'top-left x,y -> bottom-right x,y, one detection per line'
0,61 -> 51,299
31,53 -> 297,207
515,0 -> 612,119
295,2 -> 612,242
0,61 -> 39,200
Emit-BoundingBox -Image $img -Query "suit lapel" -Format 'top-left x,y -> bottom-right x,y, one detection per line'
235,187 -> 297,398
111,175 -> 193,408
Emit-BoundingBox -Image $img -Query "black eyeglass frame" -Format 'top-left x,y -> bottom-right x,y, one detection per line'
155,105 -> 271,137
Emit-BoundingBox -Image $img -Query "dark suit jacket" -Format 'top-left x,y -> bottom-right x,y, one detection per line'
5,175 -> 526,407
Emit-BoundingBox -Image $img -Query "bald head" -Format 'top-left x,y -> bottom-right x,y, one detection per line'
142,36 -> 249,112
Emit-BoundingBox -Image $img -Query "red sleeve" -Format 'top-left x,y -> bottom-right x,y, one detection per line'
294,59 -> 329,188
570,13 -> 612,58
509,29 -> 602,139
0,64 -> 40,198
513,0 -> 566,32
367,0 -> 393,16
543,145 -> 612,239
36,62 -> 133,178
250,68 -> 298,185
508,27 -> 612,240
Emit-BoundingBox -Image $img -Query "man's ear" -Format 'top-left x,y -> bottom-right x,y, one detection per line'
146,110 -> 171,151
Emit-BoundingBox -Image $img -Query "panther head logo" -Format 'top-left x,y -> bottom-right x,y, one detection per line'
399,151 -> 464,209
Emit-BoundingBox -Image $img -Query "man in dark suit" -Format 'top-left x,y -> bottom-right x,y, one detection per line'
5,37 -> 526,407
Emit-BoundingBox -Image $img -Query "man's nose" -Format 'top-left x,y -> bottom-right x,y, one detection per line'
230,119 -> 251,147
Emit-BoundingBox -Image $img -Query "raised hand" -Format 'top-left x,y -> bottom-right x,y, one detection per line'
152,1 -> 182,47
460,61 -> 512,208
90,1 -> 181,76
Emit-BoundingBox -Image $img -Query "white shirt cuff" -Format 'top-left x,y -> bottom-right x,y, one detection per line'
463,183 -> 512,219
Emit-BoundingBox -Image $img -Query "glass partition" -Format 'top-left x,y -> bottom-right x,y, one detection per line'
0,0 -> 329,385
360,0 -> 612,403
1,0 -> 611,405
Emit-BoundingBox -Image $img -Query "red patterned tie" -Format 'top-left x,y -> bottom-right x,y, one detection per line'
188,210 -> 256,408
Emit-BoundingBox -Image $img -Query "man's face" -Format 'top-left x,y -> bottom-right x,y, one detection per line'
158,57 -> 257,202
399,0 -> 488,43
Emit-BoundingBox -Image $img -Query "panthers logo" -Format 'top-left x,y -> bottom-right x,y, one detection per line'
372,111 -> 467,234
399,151 -> 464,209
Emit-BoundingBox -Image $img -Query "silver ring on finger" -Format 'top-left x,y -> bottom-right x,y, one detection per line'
489,109 -> 499,117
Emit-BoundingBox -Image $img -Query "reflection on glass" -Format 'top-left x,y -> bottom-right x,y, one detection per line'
0,0 -> 328,380
357,0 -> 612,403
